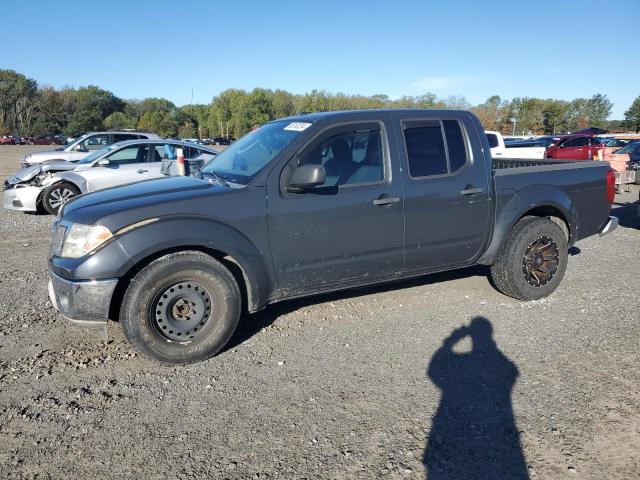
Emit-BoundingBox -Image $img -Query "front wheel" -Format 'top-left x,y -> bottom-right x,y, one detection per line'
42,182 -> 80,215
120,251 -> 241,364
490,216 -> 568,301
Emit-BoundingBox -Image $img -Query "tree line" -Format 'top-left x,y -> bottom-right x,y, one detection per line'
1,69 -> 639,139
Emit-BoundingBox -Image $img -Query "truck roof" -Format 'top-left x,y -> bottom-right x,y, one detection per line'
279,109 -> 470,123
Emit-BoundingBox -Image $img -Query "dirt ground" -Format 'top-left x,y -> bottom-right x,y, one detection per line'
0,145 -> 639,479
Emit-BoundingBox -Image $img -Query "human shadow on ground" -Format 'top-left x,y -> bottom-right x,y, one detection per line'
423,317 -> 529,480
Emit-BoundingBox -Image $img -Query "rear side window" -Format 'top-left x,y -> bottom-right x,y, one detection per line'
113,134 -> 137,143
486,133 -> 499,148
404,120 -> 468,178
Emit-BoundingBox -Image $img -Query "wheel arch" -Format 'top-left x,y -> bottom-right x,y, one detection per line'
108,245 -> 260,323
478,185 -> 576,266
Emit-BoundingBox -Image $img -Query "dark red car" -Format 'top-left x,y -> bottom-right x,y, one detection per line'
30,136 -> 63,145
546,134 -> 605,160
0,136 -> 19,145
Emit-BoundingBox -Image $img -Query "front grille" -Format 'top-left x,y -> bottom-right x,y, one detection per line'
50,223 -> 67,257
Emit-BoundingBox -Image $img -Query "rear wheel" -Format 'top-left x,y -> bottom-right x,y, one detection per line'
42,182 -> 80,215
120,251 -> 241,364
490,216 -> 568,301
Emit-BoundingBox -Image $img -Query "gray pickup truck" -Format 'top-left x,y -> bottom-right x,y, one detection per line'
48,109 -> 618,364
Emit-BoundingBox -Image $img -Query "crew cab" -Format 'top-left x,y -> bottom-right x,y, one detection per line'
546,134 -> 605,160
48,110 -> 618,364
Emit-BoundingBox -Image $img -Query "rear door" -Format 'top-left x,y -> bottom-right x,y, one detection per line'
397,114 -> 492,271
84,144 -> 151,191
267,118 -> 404,291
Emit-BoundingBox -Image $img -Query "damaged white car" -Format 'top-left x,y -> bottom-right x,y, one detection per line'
3,139 -> 217,214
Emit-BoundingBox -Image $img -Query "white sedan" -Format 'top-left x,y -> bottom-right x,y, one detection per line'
3,140 -> 217,214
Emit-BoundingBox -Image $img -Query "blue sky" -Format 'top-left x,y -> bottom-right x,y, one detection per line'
4,0 -> 639,118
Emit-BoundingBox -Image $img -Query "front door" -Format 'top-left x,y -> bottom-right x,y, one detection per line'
397,115 -> 492,271
556,136 -> 589,160
84,144 -> 151,192
267,120 -> 404,292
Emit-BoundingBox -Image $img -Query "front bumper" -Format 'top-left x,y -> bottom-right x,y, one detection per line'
48,269 -> 118,325
599,216 -> 618,237
2,184 -> 41,212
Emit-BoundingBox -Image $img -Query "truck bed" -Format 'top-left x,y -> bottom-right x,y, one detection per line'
493,157 -> 575,169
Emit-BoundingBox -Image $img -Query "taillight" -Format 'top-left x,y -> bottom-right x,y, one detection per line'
606,168 -> 615,205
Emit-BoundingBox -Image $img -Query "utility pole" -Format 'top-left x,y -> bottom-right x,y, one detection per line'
190,87 -> 194,105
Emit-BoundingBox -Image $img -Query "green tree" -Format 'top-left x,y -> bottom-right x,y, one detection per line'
624,96 -> 640,133
0,69 -> 38,135
65,85 -> 124,135
103,111 -> 137,130
137,110 -> 181,137
586,94 -> 613,128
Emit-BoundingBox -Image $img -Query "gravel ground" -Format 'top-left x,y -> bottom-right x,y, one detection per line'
1,146 -> 639,479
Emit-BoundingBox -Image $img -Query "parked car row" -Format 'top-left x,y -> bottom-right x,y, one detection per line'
4,138 -> 217,214
486,131 -> 639,189
1,135 -> 65,145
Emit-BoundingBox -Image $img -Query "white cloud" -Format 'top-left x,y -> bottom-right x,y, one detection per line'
411,75 -> 477,91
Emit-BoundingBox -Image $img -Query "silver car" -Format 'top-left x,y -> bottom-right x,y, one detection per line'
4,140 -> 217,214
20,131 -> 161,167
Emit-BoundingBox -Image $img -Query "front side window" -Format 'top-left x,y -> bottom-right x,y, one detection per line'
106,146 -> 148,165
562,137 -> 588,147
81,134 -> 109,151
300,129 -> 384,187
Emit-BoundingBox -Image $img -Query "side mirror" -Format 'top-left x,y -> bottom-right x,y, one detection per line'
97,159 -> 110,167
288,164 -> 326,192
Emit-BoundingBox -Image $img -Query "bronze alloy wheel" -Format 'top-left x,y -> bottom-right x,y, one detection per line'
522,235 -> 560,287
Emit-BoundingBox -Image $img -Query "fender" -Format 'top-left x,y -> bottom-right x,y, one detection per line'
49,171 -> 88,192
477,183 -> 576,265
51,217 -> 276,313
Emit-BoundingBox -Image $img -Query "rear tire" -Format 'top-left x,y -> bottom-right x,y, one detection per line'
120,251 -> 241,365
42,182 -> 80,215
490,216 -> 568,301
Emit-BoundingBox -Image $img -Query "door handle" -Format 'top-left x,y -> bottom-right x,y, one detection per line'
137,169 -> 149,174
373,195 -> 400,206
460,186 -> 484,195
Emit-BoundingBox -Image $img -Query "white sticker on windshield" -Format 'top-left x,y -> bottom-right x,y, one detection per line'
284,122 -> 312,132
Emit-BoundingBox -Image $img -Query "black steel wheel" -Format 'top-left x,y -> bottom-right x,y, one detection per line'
151,280 -> 213,342
120,251 -> 241,364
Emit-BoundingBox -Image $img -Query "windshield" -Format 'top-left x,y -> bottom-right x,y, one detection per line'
615,141 -> 640,155
200,120 -> 308,184
77,146 -> 111,164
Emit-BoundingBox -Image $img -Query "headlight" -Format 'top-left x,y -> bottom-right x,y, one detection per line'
59,224 -> 113,258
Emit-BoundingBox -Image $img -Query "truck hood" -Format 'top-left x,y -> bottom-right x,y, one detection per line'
61,176 -> 231,226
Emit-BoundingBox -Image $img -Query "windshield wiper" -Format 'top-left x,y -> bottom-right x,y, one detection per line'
200,170 -> 229,187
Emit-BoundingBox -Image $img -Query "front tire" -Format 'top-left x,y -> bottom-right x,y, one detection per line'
490,216 -> 568,301
120,251 -> 241,364
42,182 -> 80,215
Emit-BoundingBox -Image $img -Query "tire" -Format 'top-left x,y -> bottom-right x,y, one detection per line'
490,216 -> 568,301
120,251 -> 241,365
42,182 -> 80,215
